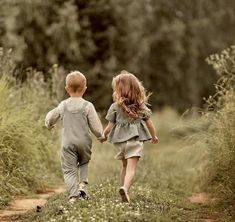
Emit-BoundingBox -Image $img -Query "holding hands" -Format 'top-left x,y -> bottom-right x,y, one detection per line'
98,133 -> 158,144
98,136 -> 107,143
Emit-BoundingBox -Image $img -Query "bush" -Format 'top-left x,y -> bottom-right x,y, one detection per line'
1,0 -> 235,112
0,51 -> 62,208
202,46 -> 235,202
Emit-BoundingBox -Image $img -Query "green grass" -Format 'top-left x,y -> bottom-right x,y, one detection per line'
1,47 -> 234,222
21,137 -> 234,222
0,76 -> 62,208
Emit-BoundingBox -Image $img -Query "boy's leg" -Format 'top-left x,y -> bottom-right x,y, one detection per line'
123,157 -> 139,192
120,159 -> 127,186
61,146 -> 79,199
78,163 -> 89,199
79,163 -> 88,183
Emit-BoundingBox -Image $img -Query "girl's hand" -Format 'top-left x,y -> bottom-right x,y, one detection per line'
151,136 -> 159,144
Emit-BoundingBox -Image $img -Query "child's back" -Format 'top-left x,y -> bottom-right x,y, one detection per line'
45,71 -> 102,203
106,102 -> 151,144
61,97 -> 101,165
100,70 -> 158,203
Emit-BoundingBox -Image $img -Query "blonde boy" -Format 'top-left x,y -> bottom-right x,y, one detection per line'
45,71 -> 103,203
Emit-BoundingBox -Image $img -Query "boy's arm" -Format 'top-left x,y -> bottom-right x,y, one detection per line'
87,104 -> 103,138
145,119 -> 158,144
45,104 -> 63,129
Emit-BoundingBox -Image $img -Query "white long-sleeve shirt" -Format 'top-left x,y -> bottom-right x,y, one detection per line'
45,97 -> 103,138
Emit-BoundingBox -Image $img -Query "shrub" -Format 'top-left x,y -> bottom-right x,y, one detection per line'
0,51 -> 61,208
203,46 -> 235,202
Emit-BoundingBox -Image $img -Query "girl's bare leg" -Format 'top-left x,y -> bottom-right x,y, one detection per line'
120,159 -> 127,186
123,157 -> 139,192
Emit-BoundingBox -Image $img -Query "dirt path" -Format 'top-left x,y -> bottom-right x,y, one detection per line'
189,193 -> 216,222
0,186 -> 65,222
189,192 -> 209,204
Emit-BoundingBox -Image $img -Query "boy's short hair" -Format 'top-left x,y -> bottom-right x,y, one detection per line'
66,71 -> 86,93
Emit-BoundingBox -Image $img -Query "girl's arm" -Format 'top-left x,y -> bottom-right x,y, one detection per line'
99,121 -> 114,143
145,119 -> 158,144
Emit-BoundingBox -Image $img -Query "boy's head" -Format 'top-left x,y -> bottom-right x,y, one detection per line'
65,71 -> 87,95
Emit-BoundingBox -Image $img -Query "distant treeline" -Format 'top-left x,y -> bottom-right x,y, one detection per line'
0,0 -> 235,112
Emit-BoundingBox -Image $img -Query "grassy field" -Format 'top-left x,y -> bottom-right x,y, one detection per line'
0,73 -> 233,221
0,45 -> 234,222
0,77 -> 62,209
20,112 -> 234,222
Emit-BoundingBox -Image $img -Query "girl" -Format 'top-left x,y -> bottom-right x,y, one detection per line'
100,70 -> 158,203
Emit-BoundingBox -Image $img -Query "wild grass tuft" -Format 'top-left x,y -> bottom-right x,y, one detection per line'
203,46 -> 235,202
0,51 -> 62,208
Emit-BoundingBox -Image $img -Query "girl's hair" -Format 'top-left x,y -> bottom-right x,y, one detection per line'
112,70 -> 150,119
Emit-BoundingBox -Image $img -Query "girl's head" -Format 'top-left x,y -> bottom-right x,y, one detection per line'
112,70 -> 150,119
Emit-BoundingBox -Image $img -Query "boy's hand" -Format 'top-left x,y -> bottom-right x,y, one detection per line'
98,136 -> 107,143
151,136 -> 159,144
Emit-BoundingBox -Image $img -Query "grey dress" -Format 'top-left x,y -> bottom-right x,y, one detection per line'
105,103 -> 152,143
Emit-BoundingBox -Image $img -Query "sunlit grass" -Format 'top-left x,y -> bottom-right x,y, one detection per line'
21,137 -> 218,222
0,77 -> 62,208
22,103 -> 235,221
1,46 -> 234,221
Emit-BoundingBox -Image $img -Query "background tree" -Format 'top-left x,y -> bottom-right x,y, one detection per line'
0,0 -> 235,112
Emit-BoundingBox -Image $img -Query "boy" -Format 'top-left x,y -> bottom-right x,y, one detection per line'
45,71 -> 103,203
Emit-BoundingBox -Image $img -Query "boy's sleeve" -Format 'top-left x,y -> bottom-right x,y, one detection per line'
87,103 -> 103,138
105,103 -> 116,123
45,102 -> 64,129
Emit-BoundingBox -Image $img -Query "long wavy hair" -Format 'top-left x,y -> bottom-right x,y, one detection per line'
112,70 -> 150,119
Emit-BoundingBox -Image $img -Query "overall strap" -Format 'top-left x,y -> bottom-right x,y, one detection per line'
81,101 -> 89,112
62,101 -> 68,113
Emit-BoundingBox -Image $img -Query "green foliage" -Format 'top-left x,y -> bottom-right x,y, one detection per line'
1,0 -> 235,111
0,0 -> 80,68
0,52 -> 62,208
137,0 -> 235,111
202,46 -> 235,202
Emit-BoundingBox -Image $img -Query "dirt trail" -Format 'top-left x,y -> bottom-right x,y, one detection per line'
189,192 -> 209,204
189,193 -> 216,222
0,186 -> 65,222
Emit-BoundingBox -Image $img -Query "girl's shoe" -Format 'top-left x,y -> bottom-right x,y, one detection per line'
119,187 -> 130,203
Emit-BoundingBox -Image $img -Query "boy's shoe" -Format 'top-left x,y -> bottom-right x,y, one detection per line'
79,193 -> 89,200
119,186 -> 130,203
68,197 -> 77,204
78,182 -> 89,200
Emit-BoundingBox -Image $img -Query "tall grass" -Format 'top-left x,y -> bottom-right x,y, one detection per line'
0,50 -> 62,208
203,46 -> 235,202
187,46 -> 235,208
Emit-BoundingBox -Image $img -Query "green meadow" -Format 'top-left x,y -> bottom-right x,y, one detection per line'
0,1 -> 234,221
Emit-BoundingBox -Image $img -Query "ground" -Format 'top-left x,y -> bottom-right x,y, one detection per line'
1,136 -> 232,222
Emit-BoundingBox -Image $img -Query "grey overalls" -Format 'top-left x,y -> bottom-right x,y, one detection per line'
60,101 -> 92,198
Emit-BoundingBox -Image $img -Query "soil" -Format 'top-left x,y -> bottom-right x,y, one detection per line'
0,186 -> 65,222
189,193 -> 216,222
189,192 -> 209,204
